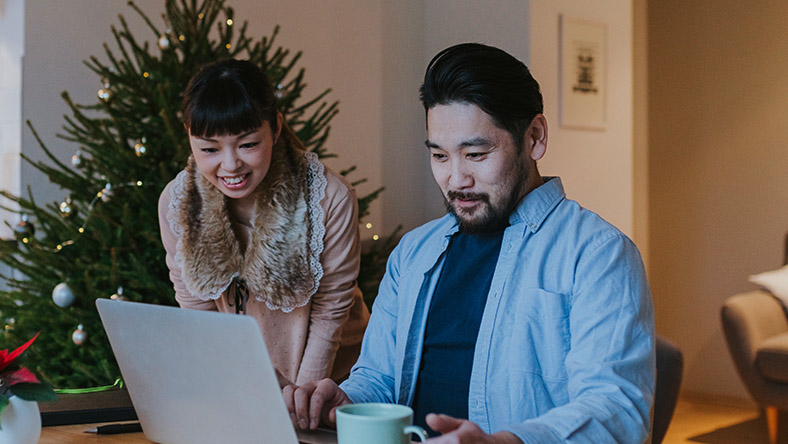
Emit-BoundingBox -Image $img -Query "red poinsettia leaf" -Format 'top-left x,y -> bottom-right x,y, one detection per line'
7,332 -> 39,362
0,333 -> 40,372
5,367 -> 40,385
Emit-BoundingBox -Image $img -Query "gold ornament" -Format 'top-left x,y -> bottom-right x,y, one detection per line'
97,88 -> 113,102
59,197 -> 74,218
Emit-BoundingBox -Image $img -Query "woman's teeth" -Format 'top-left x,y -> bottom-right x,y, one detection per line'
223,175 -> 247,184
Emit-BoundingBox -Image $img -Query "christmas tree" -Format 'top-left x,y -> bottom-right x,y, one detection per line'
0,0 -> 396,390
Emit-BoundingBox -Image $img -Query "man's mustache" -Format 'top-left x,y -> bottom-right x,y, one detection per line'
447,190 -> 489,203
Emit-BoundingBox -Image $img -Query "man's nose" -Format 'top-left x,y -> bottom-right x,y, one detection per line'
448,160 -> 473,189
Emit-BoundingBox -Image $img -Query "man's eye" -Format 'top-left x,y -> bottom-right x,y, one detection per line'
467,152 -> 487,160
431,153 -> 447,161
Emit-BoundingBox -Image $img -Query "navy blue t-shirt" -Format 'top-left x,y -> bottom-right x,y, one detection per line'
411,228 -> 505,435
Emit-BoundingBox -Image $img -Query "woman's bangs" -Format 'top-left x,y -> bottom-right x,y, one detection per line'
188,83 -> 263,137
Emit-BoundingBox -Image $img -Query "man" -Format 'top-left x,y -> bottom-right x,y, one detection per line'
284,43 -> 655,444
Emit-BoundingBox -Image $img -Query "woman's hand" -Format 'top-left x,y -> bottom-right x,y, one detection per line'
282,378 -> 352,430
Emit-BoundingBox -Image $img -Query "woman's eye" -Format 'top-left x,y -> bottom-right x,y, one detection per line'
201,147 -> 218,153
240,141 -> 260,149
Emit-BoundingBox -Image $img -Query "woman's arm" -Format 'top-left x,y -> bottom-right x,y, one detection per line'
295,172 -> 363,384
158,181 -> 218,311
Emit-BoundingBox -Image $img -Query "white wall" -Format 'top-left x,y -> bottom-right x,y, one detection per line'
422,0 -> 533,222
649,0 -> 788,401
531,0 -> 635,238
0,0 -> 25,239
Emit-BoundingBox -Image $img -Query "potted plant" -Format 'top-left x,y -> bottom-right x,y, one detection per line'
0,333 -> 57,444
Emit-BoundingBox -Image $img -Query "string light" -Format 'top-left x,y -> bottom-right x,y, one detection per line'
362,221 -> 380,241
24,180 -> 147,254
226,19 -> 233,26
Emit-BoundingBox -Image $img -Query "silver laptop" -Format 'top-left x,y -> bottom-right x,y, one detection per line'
96,298 -> 336,444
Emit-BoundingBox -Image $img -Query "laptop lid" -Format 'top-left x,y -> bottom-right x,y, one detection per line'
96,298 -> 306,444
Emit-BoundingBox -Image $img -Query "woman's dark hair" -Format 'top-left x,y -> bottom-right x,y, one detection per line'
181,59 -> 278,137
420,43 -> 543,149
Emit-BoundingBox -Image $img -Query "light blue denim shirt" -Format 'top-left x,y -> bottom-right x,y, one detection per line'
340,177 -> 655,444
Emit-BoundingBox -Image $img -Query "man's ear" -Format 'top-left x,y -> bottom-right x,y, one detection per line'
527,114 -> 548,161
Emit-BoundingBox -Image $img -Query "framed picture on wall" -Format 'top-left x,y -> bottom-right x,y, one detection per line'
559,16 -> 607,131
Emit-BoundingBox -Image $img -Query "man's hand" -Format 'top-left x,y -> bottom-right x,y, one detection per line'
425,414 -> 523,444
282,378 -> 352,430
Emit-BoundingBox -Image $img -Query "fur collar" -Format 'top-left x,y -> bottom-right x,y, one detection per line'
173,128 -> 325,311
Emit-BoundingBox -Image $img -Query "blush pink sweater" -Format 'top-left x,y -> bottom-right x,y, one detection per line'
158,166 -> 369,386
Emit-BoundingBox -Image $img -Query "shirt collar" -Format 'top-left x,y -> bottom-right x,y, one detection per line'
509,176 -> 565,233
442,176 -> 565,237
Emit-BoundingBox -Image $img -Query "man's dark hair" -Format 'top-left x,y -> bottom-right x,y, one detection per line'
420,43 -> 543,149
182,58 -> 278,137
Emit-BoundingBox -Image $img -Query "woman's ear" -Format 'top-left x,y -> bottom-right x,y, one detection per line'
273,112 -> 284,143
527,114 -> 548,161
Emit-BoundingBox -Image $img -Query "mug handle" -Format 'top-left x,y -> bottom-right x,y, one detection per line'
404,425 -> 429,442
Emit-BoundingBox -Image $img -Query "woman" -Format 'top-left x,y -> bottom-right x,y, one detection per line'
158,59 -> 369,385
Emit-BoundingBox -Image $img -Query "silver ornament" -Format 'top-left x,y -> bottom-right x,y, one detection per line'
59,197 -> 74,218
158,35 -> 171,50
72,324 -> 87,345
274,83 -> 285,99
134,142 -> 147,157
100,183 -> 112,202
13,215 -> 35,240
71,150 -> 83,167
52,282 -> 76,308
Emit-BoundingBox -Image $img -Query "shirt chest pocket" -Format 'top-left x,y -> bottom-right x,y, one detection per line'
497,288 -> 571,381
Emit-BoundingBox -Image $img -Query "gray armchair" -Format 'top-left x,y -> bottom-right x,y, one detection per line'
721,290 -> 788,444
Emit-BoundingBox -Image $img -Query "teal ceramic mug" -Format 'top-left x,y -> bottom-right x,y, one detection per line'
336,403 -> 429,444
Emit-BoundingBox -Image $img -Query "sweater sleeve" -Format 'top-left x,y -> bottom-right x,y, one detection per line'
157,181 -> 218,311
295,172 -> 363,384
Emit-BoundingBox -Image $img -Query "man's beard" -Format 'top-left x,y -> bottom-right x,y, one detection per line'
445,160 -> 529,234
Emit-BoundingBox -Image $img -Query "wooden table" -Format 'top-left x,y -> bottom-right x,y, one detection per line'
40,422 -> 338,443
39,423 -> 151,443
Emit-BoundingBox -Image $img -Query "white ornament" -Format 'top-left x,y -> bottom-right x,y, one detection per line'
52,282 -> 75,308
72,324 -> 87,345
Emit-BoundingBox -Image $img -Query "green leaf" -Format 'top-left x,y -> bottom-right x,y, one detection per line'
0,395 -> 8,429
9,383 -> 58,402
